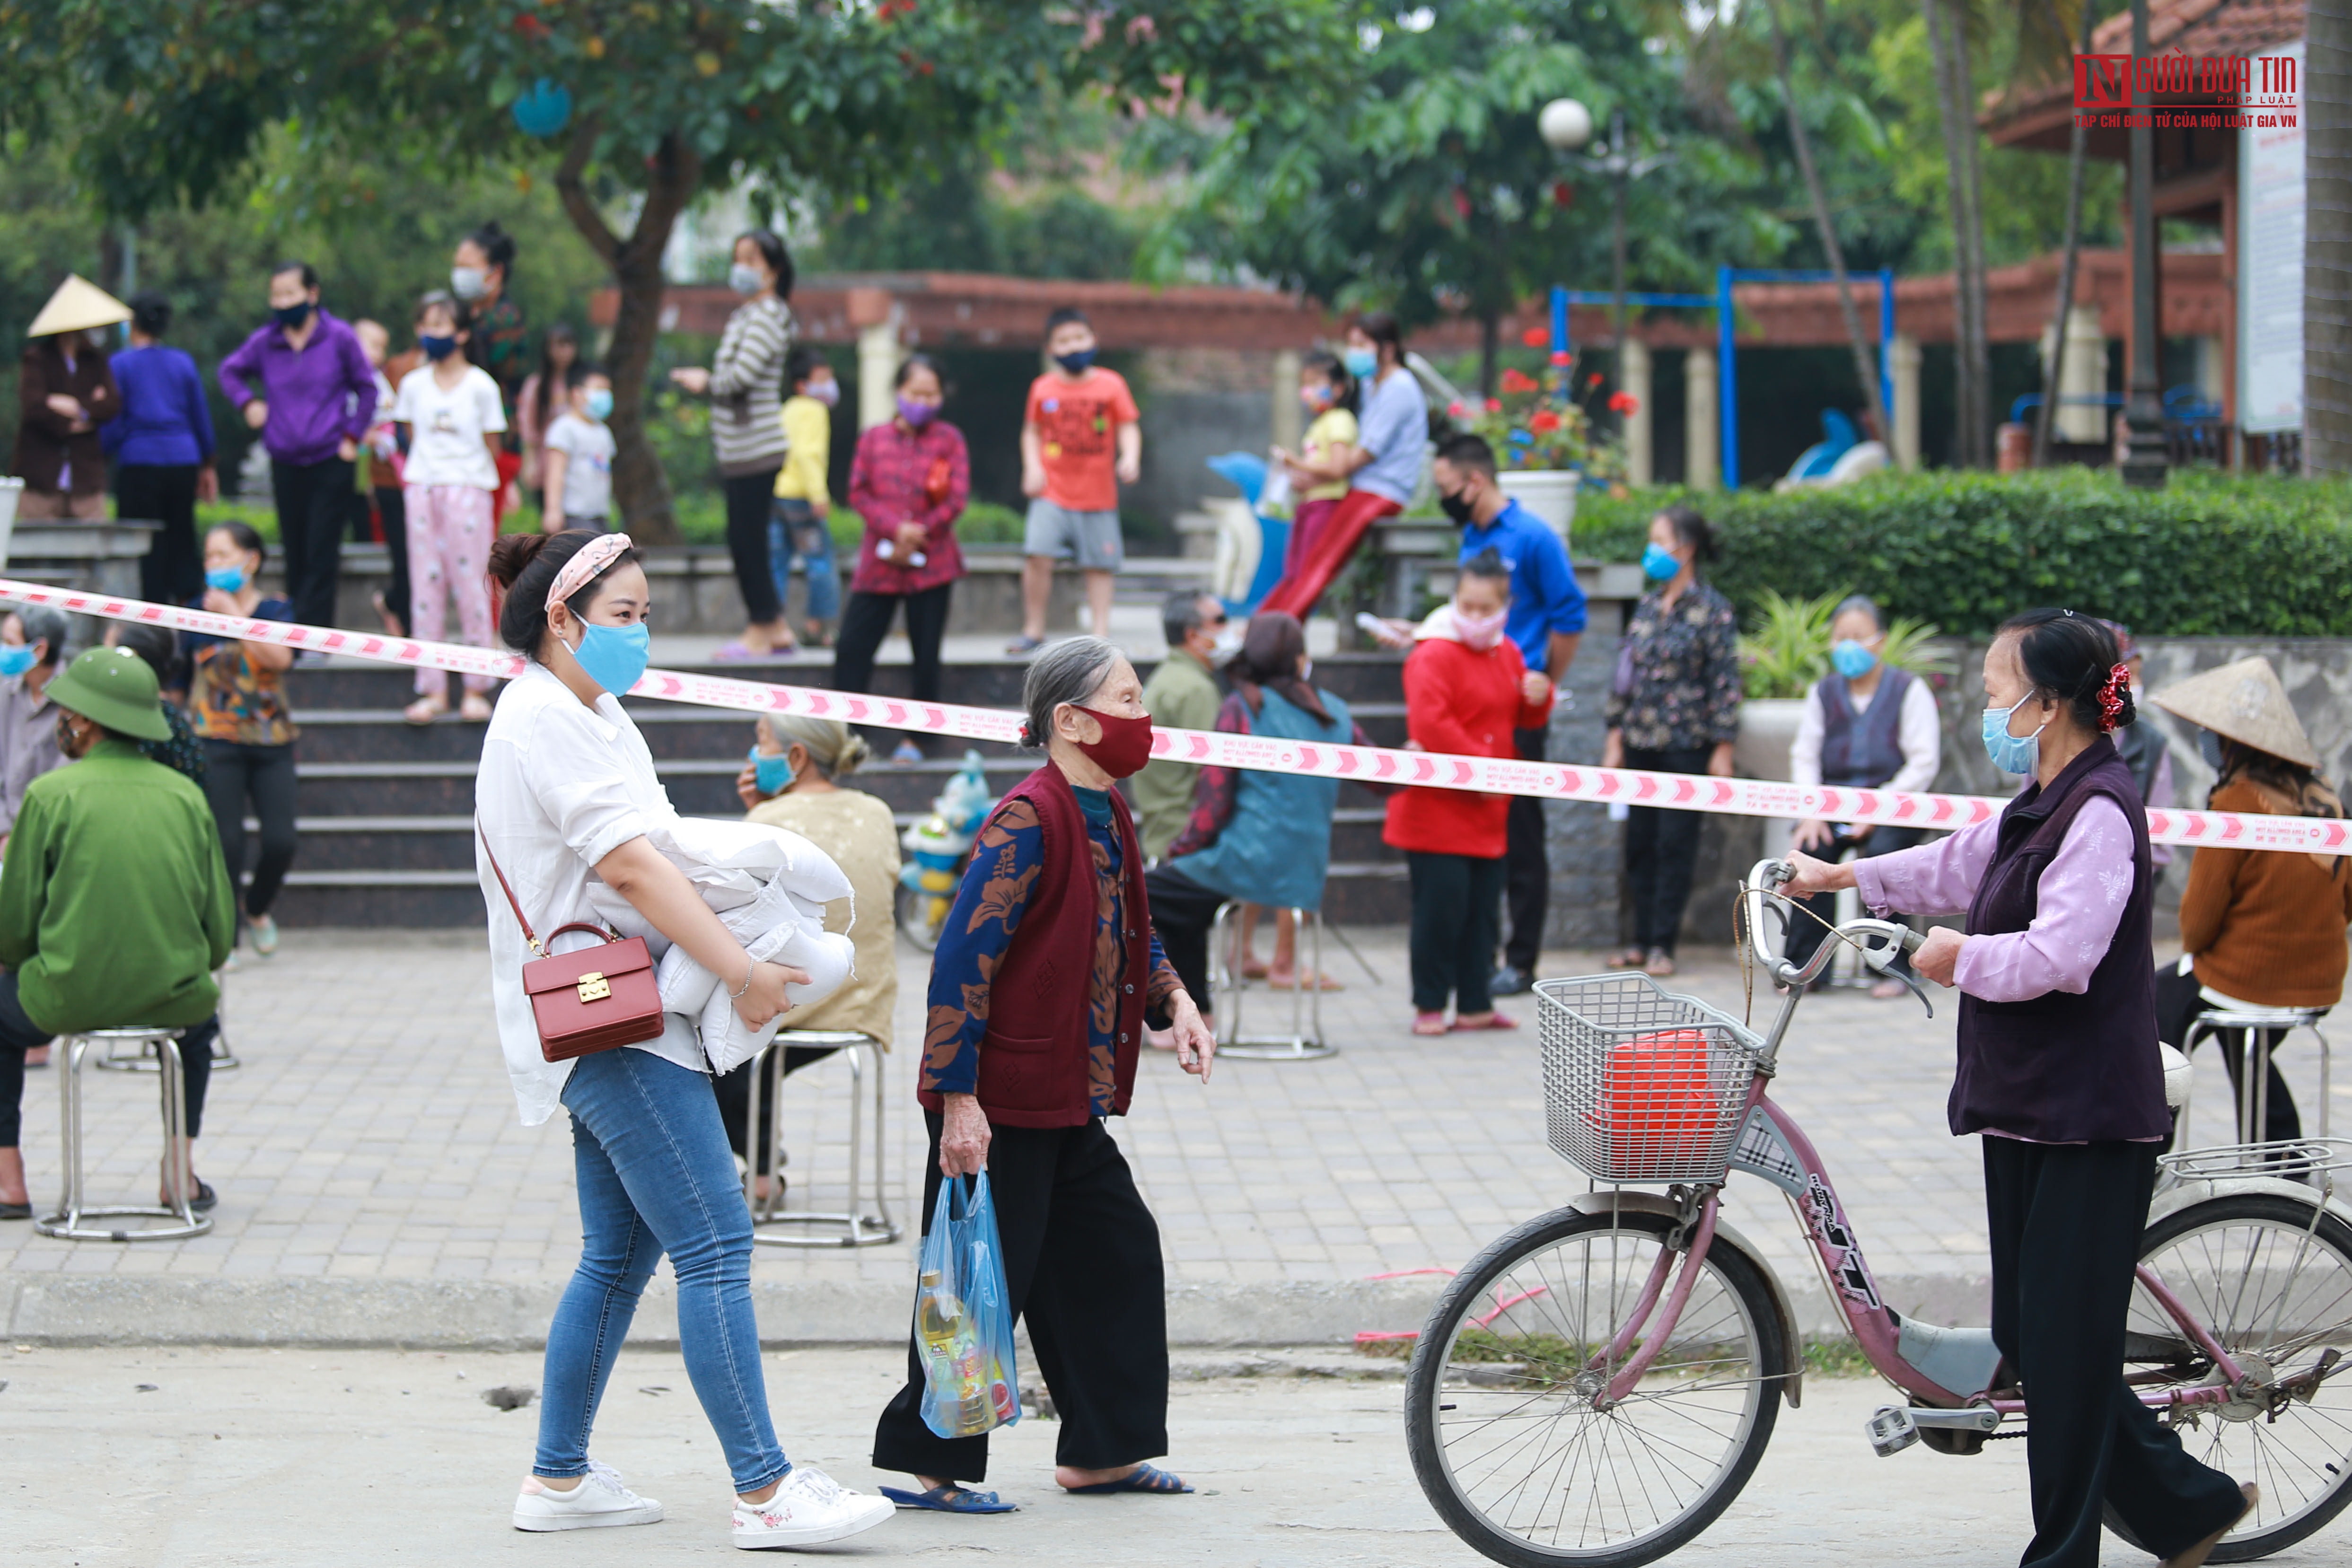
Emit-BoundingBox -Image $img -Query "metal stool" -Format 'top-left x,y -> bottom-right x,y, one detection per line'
35,1028 -> 212,1242
1210,902 -> 1338,1062
97,968 -> 237,1072
745,1030 -> 901,1248
2181,1007 -> 2333,1149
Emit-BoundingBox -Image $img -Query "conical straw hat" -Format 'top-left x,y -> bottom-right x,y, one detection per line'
2150,656 -> 2317,769
26,274 -> 132,338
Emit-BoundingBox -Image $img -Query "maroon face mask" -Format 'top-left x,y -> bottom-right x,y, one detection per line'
1071,705 -> 1155,779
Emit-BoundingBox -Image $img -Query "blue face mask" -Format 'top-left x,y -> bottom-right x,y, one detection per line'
582,388 -> 613,421
0,645 -> 35,679
420,334 -> 460,362
1342,347 -> 1378,379
206,565 -> 247,593
565,620 -> 650,696
1641,542 -> 1682,582
1053,348 -> 1097,376
1981,692 -> 2048,776
749,748 -> 796,796
1830,638 -> 1879,680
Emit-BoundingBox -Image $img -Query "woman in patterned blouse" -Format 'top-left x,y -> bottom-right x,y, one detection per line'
1601,505 -> 1742,977
873,638 -> 1214,1513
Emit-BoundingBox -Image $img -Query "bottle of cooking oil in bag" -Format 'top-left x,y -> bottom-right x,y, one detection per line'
917,1269 -> 988,1434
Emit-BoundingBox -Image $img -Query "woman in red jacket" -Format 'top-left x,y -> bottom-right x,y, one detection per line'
1386,549 -> 1553,1035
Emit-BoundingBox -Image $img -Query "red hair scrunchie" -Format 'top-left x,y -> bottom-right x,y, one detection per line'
2095,661 -> 2131,732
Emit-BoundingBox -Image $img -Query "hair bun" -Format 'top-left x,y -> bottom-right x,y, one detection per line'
487,531 -> 556,589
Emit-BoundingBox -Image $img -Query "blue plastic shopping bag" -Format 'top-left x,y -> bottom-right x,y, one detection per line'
915,1172 -> 1022,1440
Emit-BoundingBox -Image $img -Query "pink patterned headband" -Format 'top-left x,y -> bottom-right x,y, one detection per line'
545,532 -> 635,612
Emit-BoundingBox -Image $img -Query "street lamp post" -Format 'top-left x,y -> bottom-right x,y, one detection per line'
2118,0 -> 2170,488
1542,99 -> 1668,406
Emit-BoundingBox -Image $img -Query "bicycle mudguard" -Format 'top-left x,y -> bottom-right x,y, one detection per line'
2148,1174 -> 2352,1229
1567,1190 -> 1806,1409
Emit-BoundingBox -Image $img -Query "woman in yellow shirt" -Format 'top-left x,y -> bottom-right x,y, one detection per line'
1274,351 -> 1360,581
771,346 -> 841,646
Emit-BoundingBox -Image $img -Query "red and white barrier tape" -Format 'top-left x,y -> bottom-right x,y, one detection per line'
11,578 -> 2344,858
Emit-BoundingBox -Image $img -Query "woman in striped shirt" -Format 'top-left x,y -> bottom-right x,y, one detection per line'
669,230 -> 796,661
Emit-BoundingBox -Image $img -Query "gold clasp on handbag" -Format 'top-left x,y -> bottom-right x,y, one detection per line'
577,972 -> 611,1004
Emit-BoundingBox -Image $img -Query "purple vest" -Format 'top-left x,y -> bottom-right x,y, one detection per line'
1817,667 -> 1913,788
1951,738 -> 2168,1143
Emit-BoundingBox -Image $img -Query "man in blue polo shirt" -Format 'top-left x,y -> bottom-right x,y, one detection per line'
1431,432 -> 1586,995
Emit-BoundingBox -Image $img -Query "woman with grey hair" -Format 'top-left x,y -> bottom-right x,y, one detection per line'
871,635 -> 1213,1514
1782,592 -> 1940,994
714,714 -> 899,1191
0,603 -> 72,845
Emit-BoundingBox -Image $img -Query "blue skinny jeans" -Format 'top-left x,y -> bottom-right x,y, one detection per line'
770,499 -> 840,625
534,1045 -> 790,1493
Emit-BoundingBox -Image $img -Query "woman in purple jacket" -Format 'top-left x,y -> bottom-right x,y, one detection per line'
1785,610 -> 2248,1568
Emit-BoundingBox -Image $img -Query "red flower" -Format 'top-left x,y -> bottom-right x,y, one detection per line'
1528,409 -> 1562,433
1587,372 -> 1604,387
1447,400 -> 1466,417
1484,398 -> 1502,414
1521,326 -> 1550,348
1498,367 -> 1540,394
1608,391 -> 1641,415
1552,180 -> 1575,209
1452,188 -> 1473,220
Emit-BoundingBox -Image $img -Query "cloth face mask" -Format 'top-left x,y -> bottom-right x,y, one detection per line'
1071,706 -> 1154,779
566,619 -> 651,696
1831,639 -> 1879,680
420,334 -> 460,362
806,379 -> 841,408
1981,692 -> 2048,776
1053,348 -> 1097,376
1453,605 -> 1509,652
897,396 -> 939,427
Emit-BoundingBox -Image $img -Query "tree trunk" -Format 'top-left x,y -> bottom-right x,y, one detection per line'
2033,0 -> 2099,468
1765,0 -> 1894,446
1924,0 -> 1990,465
554,123 -> 702,544
1950,4 -> 1992,465
2309,0 -> 2352,475
1479,306 -> 1501,400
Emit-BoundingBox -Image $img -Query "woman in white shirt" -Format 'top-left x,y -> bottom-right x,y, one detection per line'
1782,595 -> 1943,995
476,530 -> 894,1551
394,291 -> 507,725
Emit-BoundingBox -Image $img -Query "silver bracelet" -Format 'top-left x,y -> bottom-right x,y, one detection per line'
729,960 -> 756,1000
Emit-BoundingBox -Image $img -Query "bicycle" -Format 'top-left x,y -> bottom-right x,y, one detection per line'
1405,858 -> 2352,1567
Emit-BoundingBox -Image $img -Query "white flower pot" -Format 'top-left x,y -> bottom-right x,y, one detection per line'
1734,698 -> 1806,783
1497,469 -> 1580,541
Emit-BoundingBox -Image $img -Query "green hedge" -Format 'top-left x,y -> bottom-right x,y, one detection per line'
1571,470 -> 2352,636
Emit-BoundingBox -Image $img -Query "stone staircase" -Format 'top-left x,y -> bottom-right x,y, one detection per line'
269,651 -> 1412,929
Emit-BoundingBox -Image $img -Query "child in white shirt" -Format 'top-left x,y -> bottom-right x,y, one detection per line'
540,367 -> 617,533
392,290 -> 506,724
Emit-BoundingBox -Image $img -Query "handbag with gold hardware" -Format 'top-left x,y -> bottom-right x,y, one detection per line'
479,826 -> 666,1063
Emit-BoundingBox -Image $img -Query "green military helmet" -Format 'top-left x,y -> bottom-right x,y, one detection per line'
44,643 -> 172,743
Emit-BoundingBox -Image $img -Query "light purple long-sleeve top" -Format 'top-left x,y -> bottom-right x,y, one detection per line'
1853,796 -> 2136,1003
216,310 -> 377,467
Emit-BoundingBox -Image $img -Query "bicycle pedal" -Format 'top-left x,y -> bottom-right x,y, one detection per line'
1865,1404 -> 1919,1457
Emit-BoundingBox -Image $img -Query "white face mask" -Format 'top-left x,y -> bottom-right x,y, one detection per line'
450,265 -> 488,301
728,262 -> 765,297
1208,624 -> 1244,664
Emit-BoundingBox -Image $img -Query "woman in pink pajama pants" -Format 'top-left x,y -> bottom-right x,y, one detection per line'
392,291 -> 507,724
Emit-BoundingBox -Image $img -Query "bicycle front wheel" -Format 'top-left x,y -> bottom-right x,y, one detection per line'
2112,1192 -> 2352,1562
1405,1204 -> 1787,1568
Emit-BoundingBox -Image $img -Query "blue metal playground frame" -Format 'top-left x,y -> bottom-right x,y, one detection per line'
1544,268 -> 1897,491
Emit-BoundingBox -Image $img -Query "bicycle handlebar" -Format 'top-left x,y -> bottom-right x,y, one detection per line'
1743,858 -> 1930,997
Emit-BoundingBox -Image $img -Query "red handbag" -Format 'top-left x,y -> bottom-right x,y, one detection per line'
480,827 -> 667,1063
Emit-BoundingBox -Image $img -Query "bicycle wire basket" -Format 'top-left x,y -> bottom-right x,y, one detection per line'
1534,973 -> 1767,1184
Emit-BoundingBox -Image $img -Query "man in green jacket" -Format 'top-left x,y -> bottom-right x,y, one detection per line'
0,646 -> 236,1220
1135,590 -> 1229,862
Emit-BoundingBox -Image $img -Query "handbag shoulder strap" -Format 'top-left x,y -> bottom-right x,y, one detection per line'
475,821 -> 544,956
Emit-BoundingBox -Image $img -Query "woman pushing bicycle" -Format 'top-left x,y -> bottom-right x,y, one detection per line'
1784,608 -> 2250,1568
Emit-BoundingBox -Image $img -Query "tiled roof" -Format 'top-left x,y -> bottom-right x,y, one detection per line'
1985,0 -> 2305,127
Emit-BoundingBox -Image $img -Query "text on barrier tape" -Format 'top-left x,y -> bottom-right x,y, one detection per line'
6,578 -> 2343,858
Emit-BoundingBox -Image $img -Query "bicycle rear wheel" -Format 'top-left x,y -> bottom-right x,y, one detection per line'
2107,1193 -> 2352,1562
1405,1204 -> 1787,1568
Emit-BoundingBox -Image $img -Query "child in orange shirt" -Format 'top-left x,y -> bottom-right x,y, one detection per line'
1009,307 -> 1140,654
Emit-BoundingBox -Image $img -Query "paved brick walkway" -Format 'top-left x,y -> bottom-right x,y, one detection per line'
5,928 -> 2303,1330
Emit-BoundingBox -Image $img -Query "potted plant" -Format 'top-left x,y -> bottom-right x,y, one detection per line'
1733,590 -> 1954,780
1448,366 -> 1627,540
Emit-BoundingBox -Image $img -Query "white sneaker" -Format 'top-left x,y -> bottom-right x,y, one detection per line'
513,1461 -> 665,1531
732,1466 -> 894,1550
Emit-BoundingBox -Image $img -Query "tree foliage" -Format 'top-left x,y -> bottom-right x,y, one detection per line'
3,0 -> 1359,535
